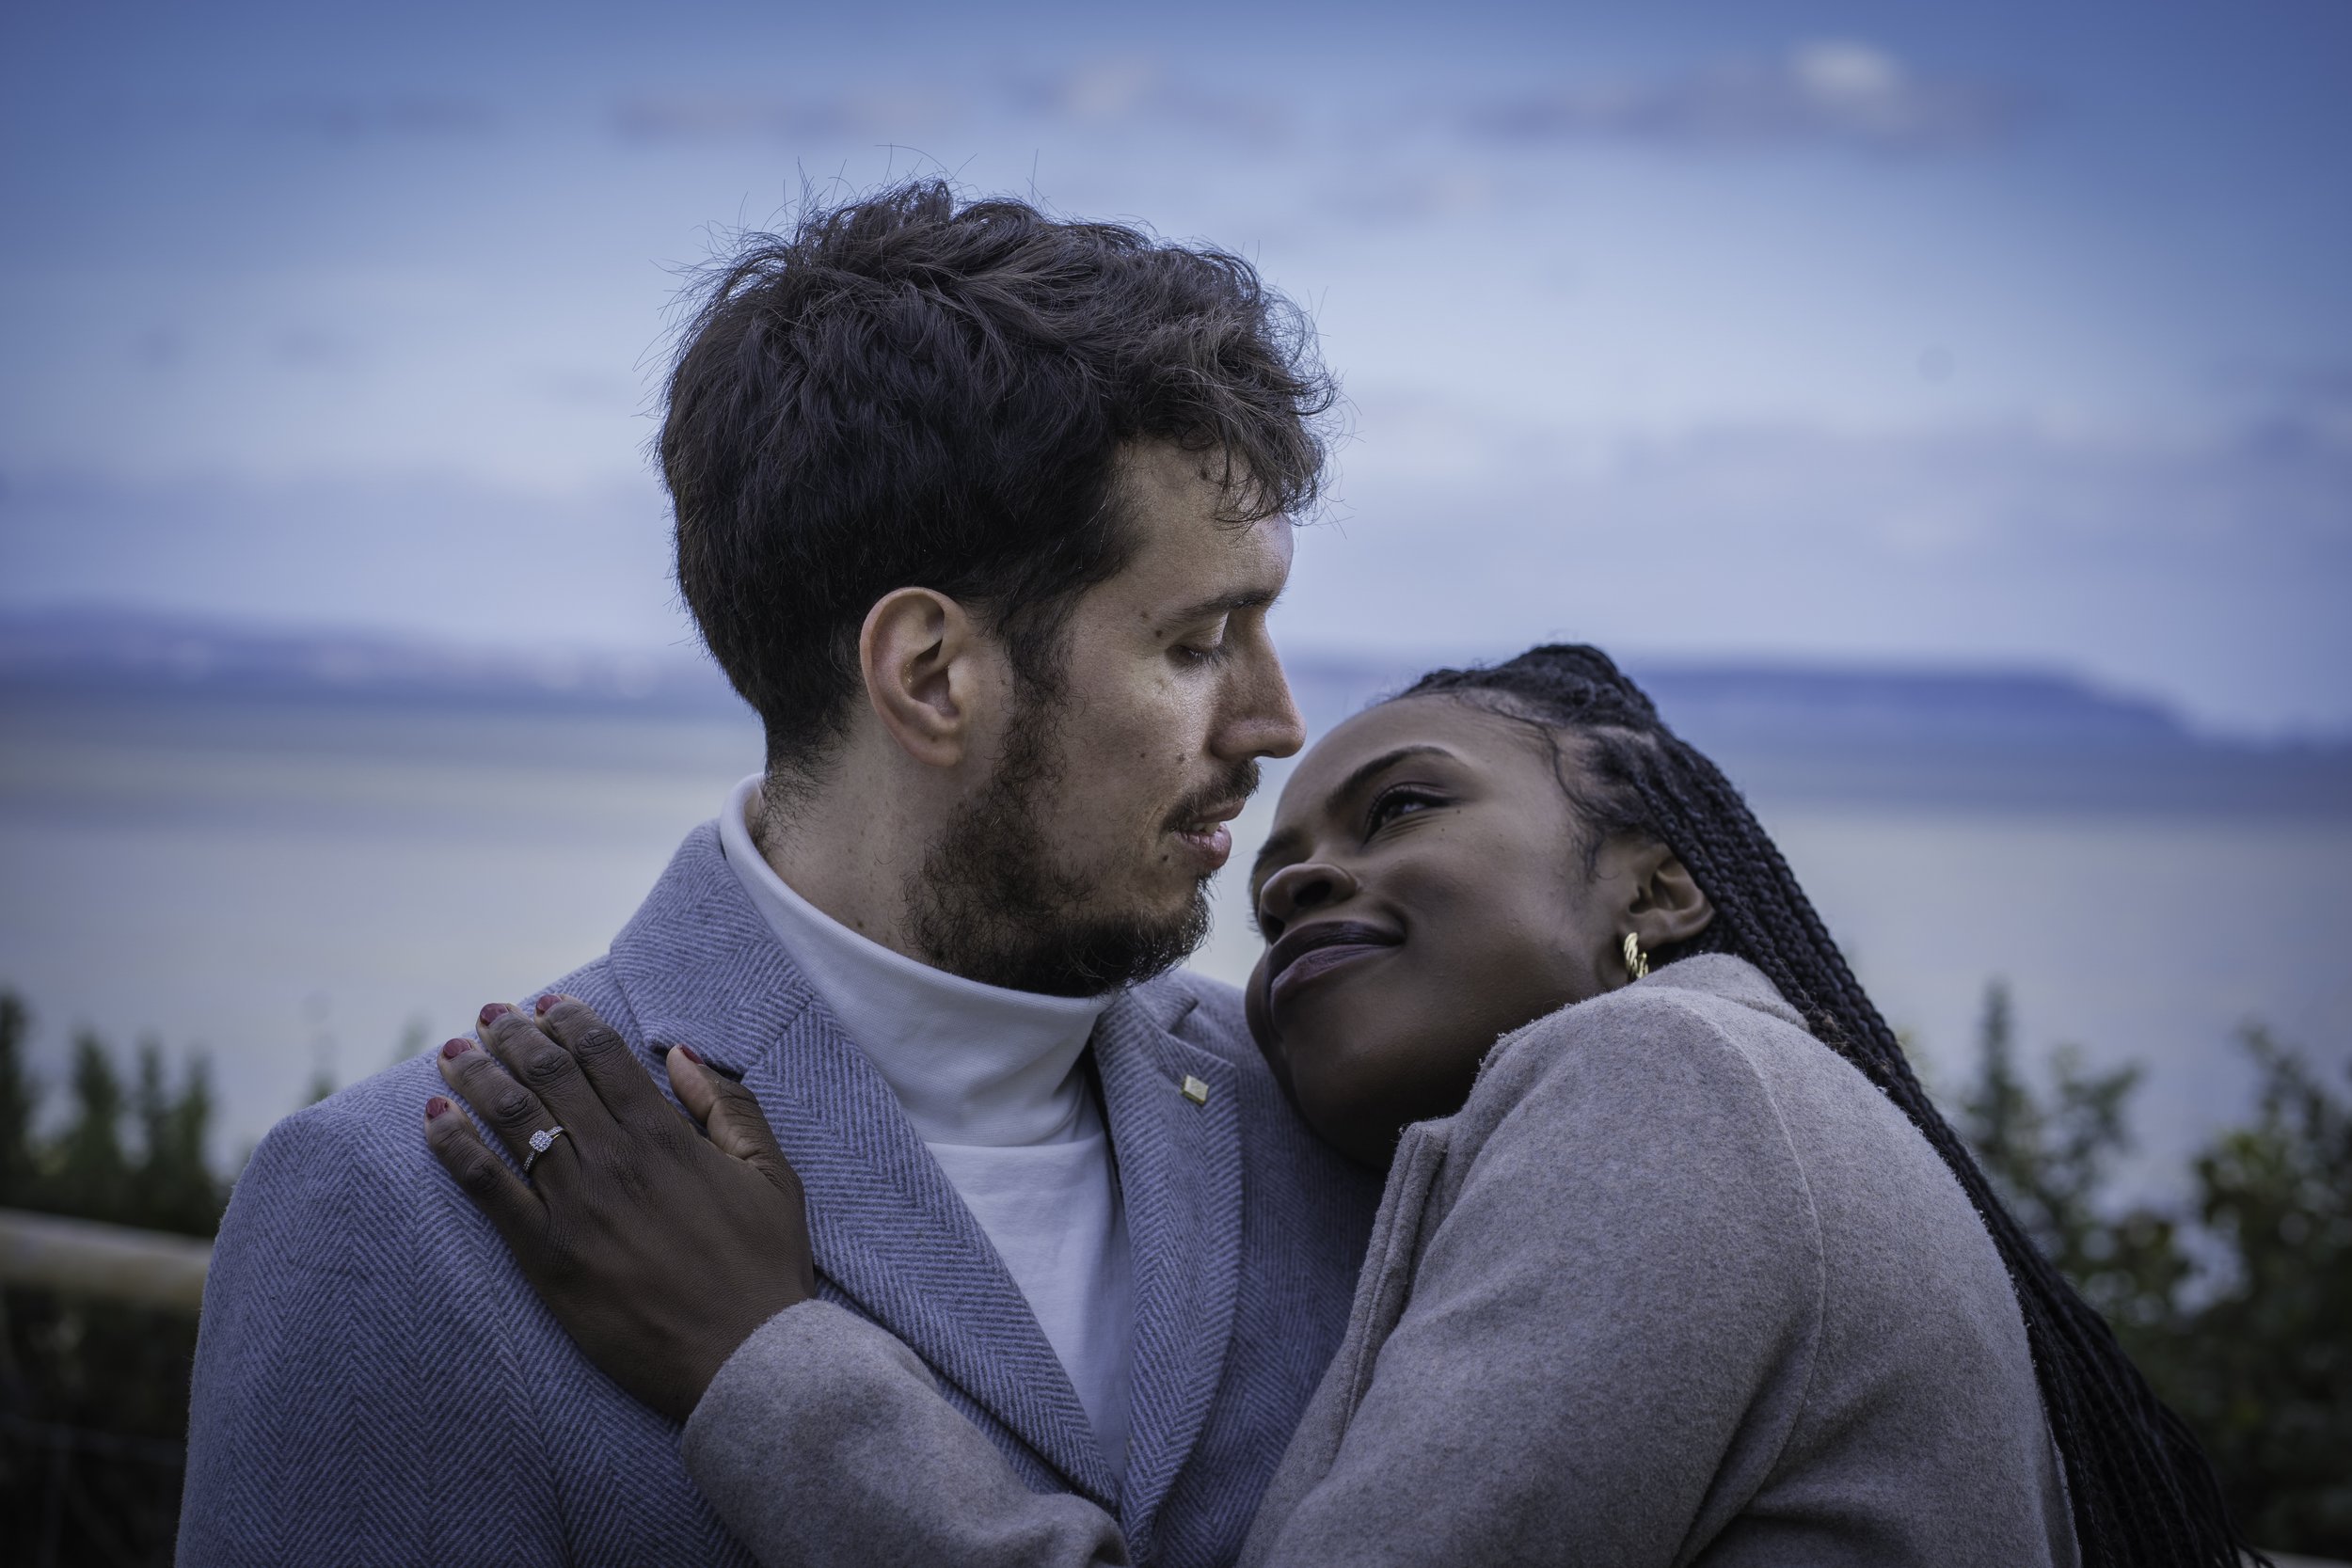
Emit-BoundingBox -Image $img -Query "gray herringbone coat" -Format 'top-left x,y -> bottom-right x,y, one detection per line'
177,822 -> 1381,1567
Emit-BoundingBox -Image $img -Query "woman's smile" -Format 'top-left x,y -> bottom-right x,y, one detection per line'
1243,696 -> 1665,1166
1263,920 -> 1401,1016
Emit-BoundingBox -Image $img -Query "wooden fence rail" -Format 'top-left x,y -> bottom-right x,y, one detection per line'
0,1207 -> 211,1313
0,1205 -> 2343,1568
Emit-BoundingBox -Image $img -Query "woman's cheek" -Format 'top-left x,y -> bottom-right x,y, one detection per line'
1287,1046 -> 1406,1166
1297,989 -> 1428,1107
1243,964 -> 1279,1063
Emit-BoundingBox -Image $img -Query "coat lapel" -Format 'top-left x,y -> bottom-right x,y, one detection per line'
1094,987 -> 1247,1551
603,826 -> 1118,1506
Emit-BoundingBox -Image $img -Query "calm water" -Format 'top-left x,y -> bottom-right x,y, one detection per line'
3,689 -> 2347,1198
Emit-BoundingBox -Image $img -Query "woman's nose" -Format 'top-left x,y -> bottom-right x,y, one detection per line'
1257,860 -> 1358,935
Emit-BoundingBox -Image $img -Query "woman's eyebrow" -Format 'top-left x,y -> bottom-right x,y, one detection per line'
1248,743 -> 1461,882
1327,743 -> 1458,807
1250,826 -> 1305,883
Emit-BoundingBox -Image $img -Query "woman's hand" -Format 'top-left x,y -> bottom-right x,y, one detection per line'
421,995 -> 817,1424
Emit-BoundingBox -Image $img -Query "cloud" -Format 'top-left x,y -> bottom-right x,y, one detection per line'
5,406 -> 2344,736
2205,357 -> 2352,449
1321,168 -> 1500,225
1294,410 -> 2352,735
609,57 -> 1288,150
133,327 -> 185,371
522,366 -> 640,411
270,325 -> 359,370
1003,57 -> 1292,144
1345,409 -> 2352,559
604,44 -> 2013,164
0,468 -> 685,654
609,89 -> 961,144
255,95 -> 497,139
1463,40 -> 2032,154
1017,57 -> 1162,122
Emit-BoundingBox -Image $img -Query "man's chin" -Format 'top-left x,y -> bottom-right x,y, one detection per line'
910,707 -> 1224,994
1064,881 -> 1215,991
929,879 -> 1211,997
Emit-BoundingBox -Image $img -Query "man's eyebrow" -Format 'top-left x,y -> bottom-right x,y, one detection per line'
1162,586 -> 1281,626
1248,744 -> 1460,880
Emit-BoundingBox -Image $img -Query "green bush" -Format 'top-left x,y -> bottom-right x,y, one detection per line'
1,984 -> 2345,1559
1,991 -> 228,1567
1952,983 -> 2352,1556
1,1001 -> 229,1236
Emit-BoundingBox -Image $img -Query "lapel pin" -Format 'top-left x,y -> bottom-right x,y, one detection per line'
1181,1074 -> 1210,1106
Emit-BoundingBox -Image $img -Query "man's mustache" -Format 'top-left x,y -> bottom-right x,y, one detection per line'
1163,760 -> 1262,832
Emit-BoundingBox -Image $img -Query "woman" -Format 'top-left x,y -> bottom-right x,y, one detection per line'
425,645 -> 2249,1568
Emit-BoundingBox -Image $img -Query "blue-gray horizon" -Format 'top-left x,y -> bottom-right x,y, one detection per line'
12,598 -> 2352,768
3,0 -> 2347,735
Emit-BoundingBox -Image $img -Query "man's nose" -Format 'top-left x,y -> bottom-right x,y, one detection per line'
1258,860 -> 1358,935
1215,643 -> 1306,763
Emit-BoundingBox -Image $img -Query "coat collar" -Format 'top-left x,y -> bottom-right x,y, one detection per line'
1093,986 -> 1246,1551
1635,952 -> 1809,1031
605,823 -> 1247,1526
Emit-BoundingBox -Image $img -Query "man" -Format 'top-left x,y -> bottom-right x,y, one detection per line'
179,182 -> 1382,1567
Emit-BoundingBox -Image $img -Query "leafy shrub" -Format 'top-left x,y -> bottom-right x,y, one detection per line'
1,991 -> 227,1566
2,984 -> 2345,1559
1953,983 -> 2352,1556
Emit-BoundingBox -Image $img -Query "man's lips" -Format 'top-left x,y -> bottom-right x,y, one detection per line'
1264,919 -> 1401,1012
1168,799 -> 1247,872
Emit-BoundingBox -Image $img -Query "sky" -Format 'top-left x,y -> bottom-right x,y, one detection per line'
2,0 -> 2348,735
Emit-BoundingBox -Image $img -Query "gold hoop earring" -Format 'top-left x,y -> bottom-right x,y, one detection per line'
1622,932 -> 1648,982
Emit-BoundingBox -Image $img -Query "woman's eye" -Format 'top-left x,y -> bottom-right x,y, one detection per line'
1366,788 -> 1442,832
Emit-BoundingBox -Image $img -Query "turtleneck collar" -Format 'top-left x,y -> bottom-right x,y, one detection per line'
718,775 -> 1114,1148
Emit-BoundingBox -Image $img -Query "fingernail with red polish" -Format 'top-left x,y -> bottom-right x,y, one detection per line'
478,1002 -> 513,1027
534,993 -> 561,1017
441,1037 -> 474,1059
425,1096 -> 451,1119
674,1045 -> 703,1065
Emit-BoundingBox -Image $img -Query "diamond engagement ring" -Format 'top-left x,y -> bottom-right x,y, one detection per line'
523,1125 -> 566,1176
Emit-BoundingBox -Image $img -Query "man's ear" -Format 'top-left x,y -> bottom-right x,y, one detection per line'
858,588 -> 989,770
1625,842 -> 1714,953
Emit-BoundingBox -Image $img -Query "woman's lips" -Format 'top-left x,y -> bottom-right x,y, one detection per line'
1269,942 -> 1391,1011
1265,924 -> 1400,1015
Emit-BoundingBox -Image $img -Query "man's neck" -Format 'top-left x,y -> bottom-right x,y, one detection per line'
748,760 -> 924,958
722,773 -> 1112,1147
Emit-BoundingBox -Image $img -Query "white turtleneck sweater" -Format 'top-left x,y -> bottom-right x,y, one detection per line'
718,776 -> 1133,1481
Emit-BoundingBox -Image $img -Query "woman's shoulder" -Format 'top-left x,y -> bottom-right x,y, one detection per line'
1474,955 -> 1807,1100
1459,957 -> 1990,1256
1416,957 -> 1836,1334
1435,956 -> 1819,1181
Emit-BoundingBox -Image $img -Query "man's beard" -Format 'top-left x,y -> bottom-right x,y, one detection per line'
907,696 -> 1256,997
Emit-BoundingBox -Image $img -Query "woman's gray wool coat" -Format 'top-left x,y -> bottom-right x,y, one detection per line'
682,955 -> 2078,1568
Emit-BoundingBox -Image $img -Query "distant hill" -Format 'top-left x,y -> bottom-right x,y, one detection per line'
0,605 -> 744,714
1281,654 -> 2190,745
4,607 -> 2346,814
1279,654 -> 2352,816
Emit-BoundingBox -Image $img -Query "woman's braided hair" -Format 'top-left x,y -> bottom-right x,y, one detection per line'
1395,643 -> 2254,1568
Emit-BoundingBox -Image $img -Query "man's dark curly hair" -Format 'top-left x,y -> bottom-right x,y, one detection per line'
660,180 -> 1336,783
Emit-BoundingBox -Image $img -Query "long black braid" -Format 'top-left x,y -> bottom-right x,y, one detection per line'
1396,644 -> 2256,1568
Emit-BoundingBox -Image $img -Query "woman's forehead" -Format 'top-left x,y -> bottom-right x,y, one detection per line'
1277,695 -> 1540,815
